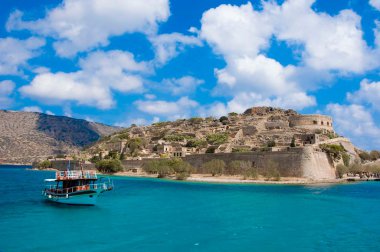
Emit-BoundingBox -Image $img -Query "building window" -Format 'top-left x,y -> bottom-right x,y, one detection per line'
321,121 -> 324,125
313,120 -> 317,125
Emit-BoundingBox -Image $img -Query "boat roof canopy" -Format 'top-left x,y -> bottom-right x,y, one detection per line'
44,179 -> 56,182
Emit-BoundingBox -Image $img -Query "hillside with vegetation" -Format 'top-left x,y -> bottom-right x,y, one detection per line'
0,110 -> 122,164
86,107 -> 339,159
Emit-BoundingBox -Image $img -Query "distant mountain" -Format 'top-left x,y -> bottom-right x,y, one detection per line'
0,110 -> 122,164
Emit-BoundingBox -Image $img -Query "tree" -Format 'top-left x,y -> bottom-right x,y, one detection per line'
186,139 -> 208,148
206,133 -> 228,145
264,160 -> 280,181
227,160 -> 251,175
228,112 -> 238,117
142,160 -> 161,174
320,144 -> 345,160
201,159 -> 225,176
267,140 -> 276,148
359,151 -> 371,161
142,158 -> 193,179
37,160 -> 52,169
219,116 -> 228,123
290,137 -> 296,147
370,150 -> 380,161
96,159 -> 123,173
336,164 -> 348,178
342,152 -> 350,167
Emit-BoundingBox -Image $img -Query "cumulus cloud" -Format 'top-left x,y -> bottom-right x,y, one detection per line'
200,92 -> 316,118
22,106 -> 43,113
19,50 -> 149,109
7,0 -> 170,57
370,0 -> 380,11
0,80 -> 15,109
214,55 -> 298,96
269,0 -> 374,73
326,104 -> 380,150
199,0 -> 379,112
347,79 -> 380,110
161,76 -> 204,95
134,96 -> 198,119
0,37 -> 45,75
150,33 -> 202,65
200,2 -> 272,58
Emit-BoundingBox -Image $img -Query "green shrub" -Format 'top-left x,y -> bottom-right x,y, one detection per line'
219,116 -> 228,122
242,167 -> 258,180
227,160 -> 251,175
142,158 -> 193,179
290,137 -> 296,147
232,147 -> 251,153
342,153 -> 350,167
264,160 -> 281,181
320,144 -> 345,160
37,160 -> 52,169
267,140 -> 276,148
370,150 -> 380,161
89,155 -> 101,163
186,139 -> 208,148
201,159 -> 226,176
359,151 -> 371,161
206,146 -> 217,153
336,164 -> 348,178
348,162 -> 365,174
228,112 -> 238,117
206,133 -> 228,145
118,132 -> 130,140
96,159 -> 123,173
189,117 -> 203,124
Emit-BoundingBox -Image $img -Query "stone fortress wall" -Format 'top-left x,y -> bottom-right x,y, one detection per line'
289,114 -> 333,131
119,148 -> 335,180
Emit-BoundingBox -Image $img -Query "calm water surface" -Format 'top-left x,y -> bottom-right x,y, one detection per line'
1,165 -> 380,251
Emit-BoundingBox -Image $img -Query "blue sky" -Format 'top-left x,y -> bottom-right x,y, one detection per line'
0,0 -> 380,150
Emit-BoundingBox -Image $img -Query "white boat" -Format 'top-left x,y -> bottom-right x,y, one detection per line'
42,170 -> 113,206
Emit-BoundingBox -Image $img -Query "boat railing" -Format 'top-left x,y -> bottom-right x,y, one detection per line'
56,170 -> 97,180
45,183 -> 109,194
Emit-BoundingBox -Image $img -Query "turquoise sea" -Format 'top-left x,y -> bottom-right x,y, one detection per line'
1,165 -> 380,251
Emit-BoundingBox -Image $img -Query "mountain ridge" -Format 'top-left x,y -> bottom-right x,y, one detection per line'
0,110 -> 122,164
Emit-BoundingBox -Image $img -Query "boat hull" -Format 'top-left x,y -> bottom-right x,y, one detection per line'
43,190 -> 100,205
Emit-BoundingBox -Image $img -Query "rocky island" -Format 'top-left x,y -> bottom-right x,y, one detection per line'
28,106 -> 380,184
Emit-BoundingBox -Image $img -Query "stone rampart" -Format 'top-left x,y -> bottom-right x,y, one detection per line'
289,114 -> 333,131
121,148 -> 336,179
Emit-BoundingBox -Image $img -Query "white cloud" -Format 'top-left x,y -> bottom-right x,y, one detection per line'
200,2 -> 273,58
45,110 -> 55,115
199,0 -> 379,113
19,50 -> 148,109
144,94 -> 156,100
7,0 -> 170,57
150,33 -> 202,65
370,0 -> 380,11
200,92 -> 315,118
347,79 -> 380,110
161,76 -> 204,95
115,116 -> 160,127
214,55 -> 298,96
0,37 -> 45,75
269,0 -> 374,73
22,106 -> 43,113
326,104 -> 380,150
134,96 -> 198,119
0,80 -> 15,109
